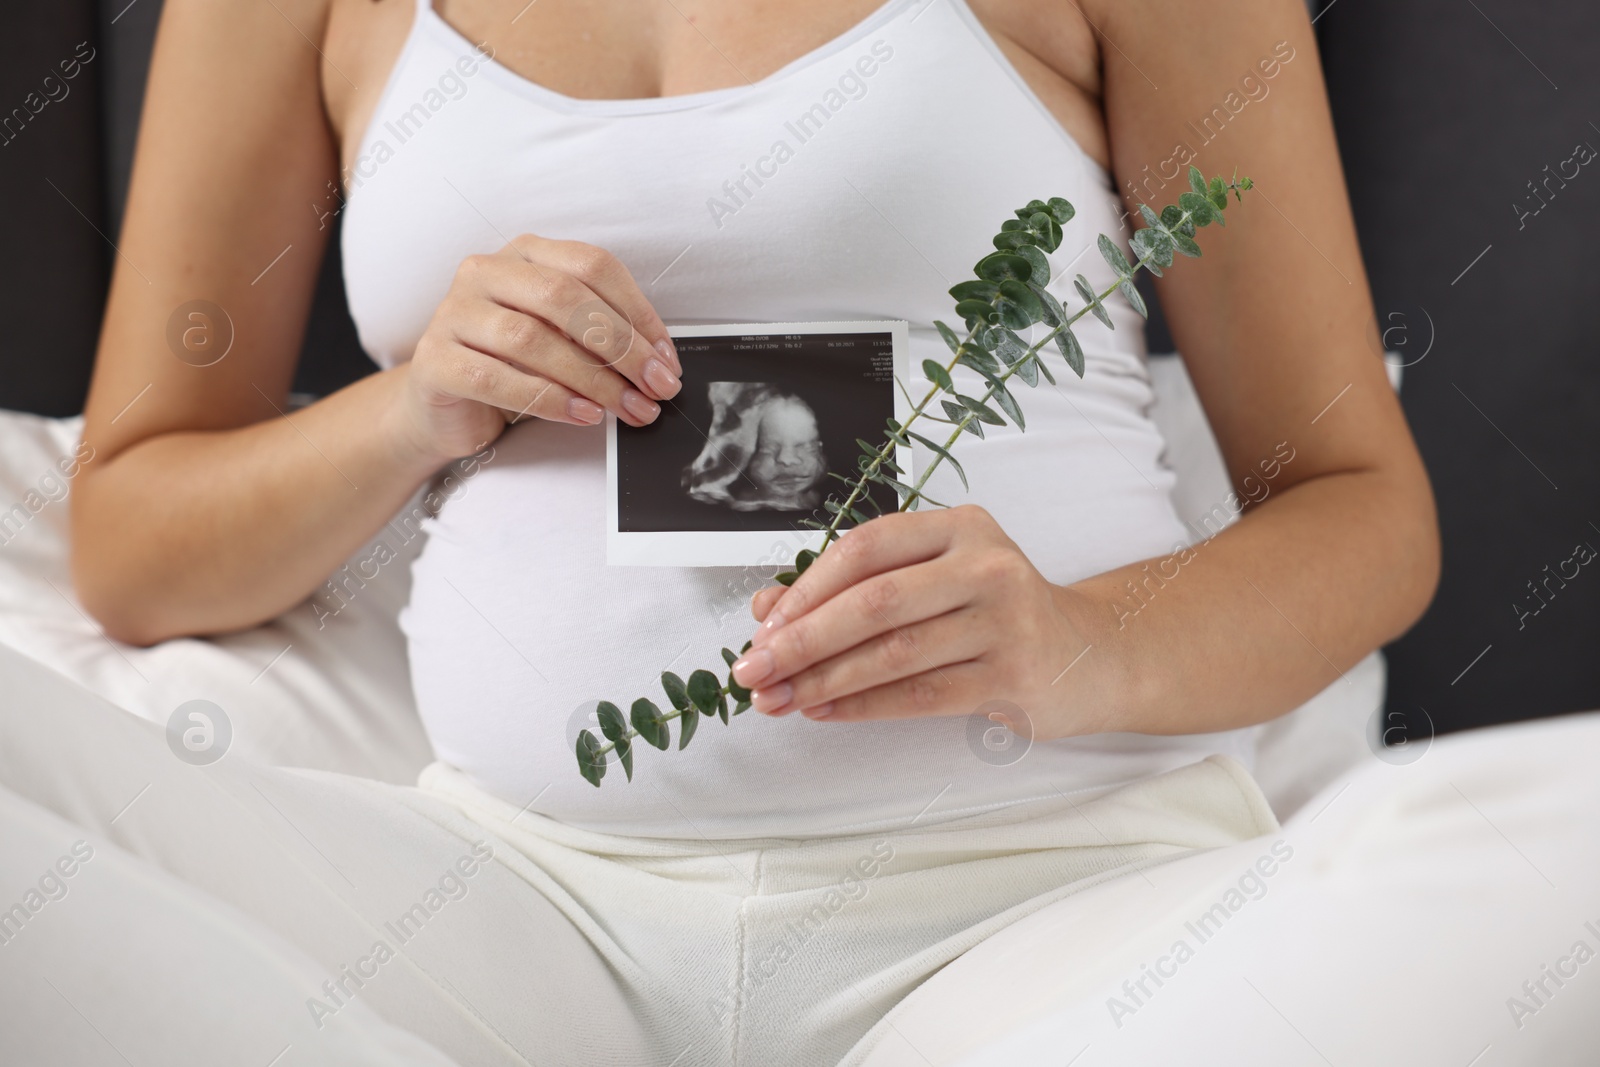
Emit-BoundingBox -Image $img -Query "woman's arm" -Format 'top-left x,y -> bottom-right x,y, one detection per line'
73,0 -> 678,647
1079,0 -> 1439,733
732,0 -> 1439,738
72,0 -> 426,646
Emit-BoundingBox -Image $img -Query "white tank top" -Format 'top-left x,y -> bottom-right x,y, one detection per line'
342,0 -> 1257,838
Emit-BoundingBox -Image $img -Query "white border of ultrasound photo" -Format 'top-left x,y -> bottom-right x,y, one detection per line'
606,320 -> 912,568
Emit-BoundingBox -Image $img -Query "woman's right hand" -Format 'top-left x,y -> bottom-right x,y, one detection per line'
396,234 -> 682,461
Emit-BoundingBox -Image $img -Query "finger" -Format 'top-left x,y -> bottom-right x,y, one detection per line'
732,558 -> 970,691
427,343 -> 597,425
450,302 -> 661,427
750,512 -> 962,647
750,585 -> 784,623
528,237 -> 680,374
799,661 -> 992,724
751,607 -> 985,715
470,253 -> 681,404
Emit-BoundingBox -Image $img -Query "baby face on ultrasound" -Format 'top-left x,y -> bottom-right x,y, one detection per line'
747,399 -> 826,504
682,384 -> 828,513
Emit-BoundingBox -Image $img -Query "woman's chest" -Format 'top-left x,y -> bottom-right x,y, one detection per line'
322,0 -> 1108,177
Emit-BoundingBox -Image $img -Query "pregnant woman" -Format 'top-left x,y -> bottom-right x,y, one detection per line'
59,0 -> 1437,1062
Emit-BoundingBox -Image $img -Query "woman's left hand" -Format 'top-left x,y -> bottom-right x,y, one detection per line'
731,505 -> 1105,736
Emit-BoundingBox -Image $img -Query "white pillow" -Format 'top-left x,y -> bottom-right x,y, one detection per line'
0,411 -> 433,783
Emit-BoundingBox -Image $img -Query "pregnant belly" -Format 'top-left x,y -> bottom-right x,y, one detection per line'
401,375 -> 1217,839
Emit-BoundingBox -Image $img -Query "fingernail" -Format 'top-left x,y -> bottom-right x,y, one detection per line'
731,648 -> 775,687
751,609 -> 786,646
566,397 -> 604,425
753,682 -> 793,714
656,338 -> 681,376
802,702 -> 834,720
622,389 -> 660,422
643,358 -> 681,399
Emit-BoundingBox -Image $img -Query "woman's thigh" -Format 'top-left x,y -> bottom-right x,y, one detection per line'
0,643 -> 649,1065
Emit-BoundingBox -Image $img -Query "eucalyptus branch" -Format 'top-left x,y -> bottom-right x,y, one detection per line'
575,166 -> 1252,786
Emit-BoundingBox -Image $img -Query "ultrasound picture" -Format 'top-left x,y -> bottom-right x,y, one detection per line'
607,322 -> 909,567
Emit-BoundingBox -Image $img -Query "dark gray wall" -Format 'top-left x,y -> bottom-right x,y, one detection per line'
1318,0 -> 1600,734
0,0 -> 372,416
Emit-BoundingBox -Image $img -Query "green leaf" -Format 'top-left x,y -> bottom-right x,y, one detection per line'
1138,203 -> 1163,230
795,549 -> 818,574
576,730 -> 605,786
1097,234 -> 1132,277
992,230 -> 1037,251
1207,176 -> 1228,212
1036,357 -> 1056,385
734,699 -> 752,715
1075,274 -> 1114,330
954,298 -> 998,324
997,278 -> 1045,324
774,570 -> 797,585
922,359 -> 953,391
988,381 -> 1025,429
727,674 -> 751,703
1178,191 -> 1216,226
721,647 -> 737,667
1016,245 -> 1051,285
1056,327 -> 1085,377
958,346 -> 1002,377
631,698 -> 668,750
1027,211 -> 1063,253
595,700 -> 627,742
973,251 -> 1033,283
949,280 -> 1000,303
1160,204 -> 1196,238
1189,166 -> 1208,197
616,734 -> 632,781
678,702 -> 699,749
741,639 -> 753,654
1028,282 -> 1065,327
895,375 -> 923,416
1014,198 -> 1049,222
907,430 -> 968,490
1047,197 -> 1076,224
688,669 -> 723,717
942,399 -> 984,437
1130,227 -> 1173,273
661,672 -> 691,713
995,329 -> 1038,387
1172,230 -> 1202,257
1118,277 -> 1148,319
957,393 -> 1006,426
933,320 -> 963,354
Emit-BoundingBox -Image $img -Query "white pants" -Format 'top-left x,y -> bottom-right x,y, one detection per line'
0,644 -> 1275,1066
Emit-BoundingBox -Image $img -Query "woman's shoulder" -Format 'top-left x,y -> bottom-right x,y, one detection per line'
323,0 -> 420,166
